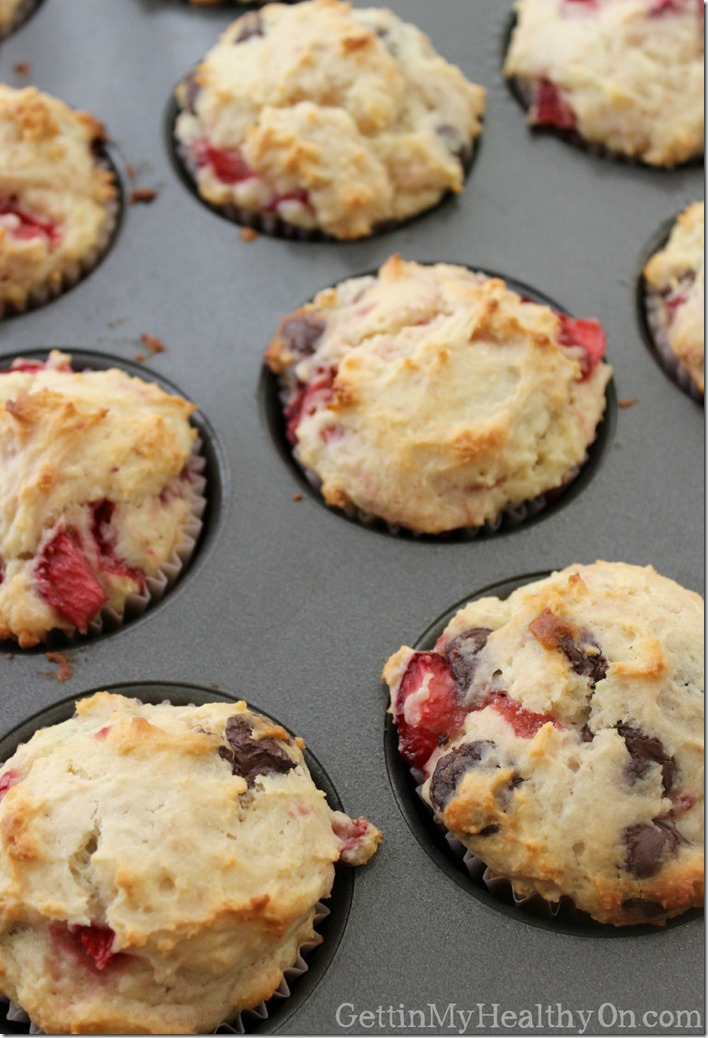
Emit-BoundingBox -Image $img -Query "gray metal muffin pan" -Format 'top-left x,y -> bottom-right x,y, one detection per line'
0,0 -> 704,1034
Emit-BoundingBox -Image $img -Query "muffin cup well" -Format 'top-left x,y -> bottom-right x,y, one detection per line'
642,288 -> 704,404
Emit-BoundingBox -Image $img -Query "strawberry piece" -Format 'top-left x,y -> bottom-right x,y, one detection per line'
0,770 -> 21,800
193,140 -> 255,184
557,315 -> 607,377
0,201 -> 59,245
35,529 -> 107,632
393,652 -> 466,769
530,80 -> 577,130
91,500 -> 146,590
670,793 -> 696,815
70,924 -> 116,971
284,368 -> 336,445
665,293 -> 687,321
485,690 -> 562,738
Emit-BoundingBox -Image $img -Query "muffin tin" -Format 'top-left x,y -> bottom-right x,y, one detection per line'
0,1 -> 703,1034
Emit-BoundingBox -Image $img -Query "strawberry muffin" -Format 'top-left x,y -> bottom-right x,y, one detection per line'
504,0 -> 704,167
0,352 -> 203,647
266,257 -> 612,535
384,561 -> 704,926
174,0 -> 485,239
0,692 -> 381,1033
0,85 -> 119,316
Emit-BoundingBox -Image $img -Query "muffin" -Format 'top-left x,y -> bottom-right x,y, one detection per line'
383,561 -> 704,926
0,351 -> 203,648
504,0 -> 704,167
265,256 -> 612,535
0,692 -> 381,1033
174,0 -> 485,240
643,201 -> 704,399
0,85 -> 119,317
0,0 -> 39,38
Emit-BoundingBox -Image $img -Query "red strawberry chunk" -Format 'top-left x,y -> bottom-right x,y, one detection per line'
485,690 -> 562,738
69,924 -> 116,971
0,770 -> 21,801
558,315 -> 607,378
531,80 -> 577,130
284,368 -> 336,445
564,0 -> 599,8
0,201 -> 59,246
649,0 -> 700,14
393,651 -> 466,769
332,815 -> 371,863
193,140 -> 255,184
665,293 -> 687,322
91,500 -> 146,590
35,529 -> 107,632
670,793 -> 696,815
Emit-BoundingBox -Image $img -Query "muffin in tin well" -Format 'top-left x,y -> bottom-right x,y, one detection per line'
0,85 -> 119,316
0,0 -> 39,38
0,692 -> 381,1034
504,0 -> 704,167
174,0 -> 485,240
383,561 -> 704,926
643,201 -> 704,398
266,256 -> 612,535
0,352 -> 202,648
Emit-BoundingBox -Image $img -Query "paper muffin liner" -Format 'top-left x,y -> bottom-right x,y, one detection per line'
1,904 -> 329,1035
0,0 -> 41,39
39,437 -> 207,649
173,105 -> 475,243
0,159 -> 121,320
643,287 -> 704,404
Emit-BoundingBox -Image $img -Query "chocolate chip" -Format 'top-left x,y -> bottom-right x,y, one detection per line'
436,123 -> 471,165
618,725 -> 676,794
444,627 -> 491,696
429,740 -> 496,812
280,314 -> 326,360
560,634 -> 608,686
220,715 -> 295,787
478,824 -> 500,836
621,897 -> 664,918
580,724 -> 594,742
624,819 -> 682,878
235,12 -> 264,42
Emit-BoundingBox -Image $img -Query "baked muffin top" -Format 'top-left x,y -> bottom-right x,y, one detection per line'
0,0 -> 34,37
175,0 -> 485,239
0,85 -> 118,313
0,352 -> 197,647
383,561 -> 704,926
643,201 -> 704,394
0,693 -> 381,1033
266,256 -> 612,534
504,0 -> 704,167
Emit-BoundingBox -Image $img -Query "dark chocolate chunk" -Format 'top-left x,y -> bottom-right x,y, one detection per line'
235,12 -> 264,43
220,715 -> 295,787
621,897 -> 664,918
436,123 -> 471,165
429,740 -> 496,812
580,724 -> 594,742
280,314 -> 326,360
560,634 -> 608,686
624,819 -> 682,878
618,725 -> 676,794
478,824 -> 500,836
444,627 -> 492,696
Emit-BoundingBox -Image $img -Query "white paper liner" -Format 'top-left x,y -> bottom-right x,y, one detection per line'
39,437 -> 207,648
0,162 -> 121,319
644,288 -> 704,403
1,903 -> 330,1035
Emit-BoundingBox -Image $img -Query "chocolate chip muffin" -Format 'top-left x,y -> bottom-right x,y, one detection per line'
0,85 -> 119,315
174,0 -> 485,239
383,561 -> 704,926
643,201 -> 704,398
0,693 -> 381,1034
504,0 -> 704,167
266,256 -> 612,535
0,352 -> 202,647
